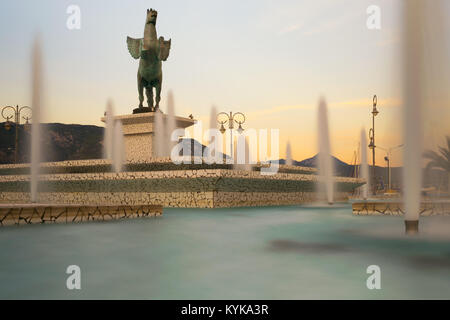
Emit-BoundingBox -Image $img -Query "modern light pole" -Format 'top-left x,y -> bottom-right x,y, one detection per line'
384,155 -> 390,191
2,105 -> 32,163
368,95 -> 379,194
378,144 -> 404,191
217,111 -> 245,160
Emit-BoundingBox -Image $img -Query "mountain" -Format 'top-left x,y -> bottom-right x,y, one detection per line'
176,138 -> 230,159
0,122 -> 227,164
298,154 -> 355,177
0,122 -> 104,164
279,154 -> 355,177
280,154 -> 445,190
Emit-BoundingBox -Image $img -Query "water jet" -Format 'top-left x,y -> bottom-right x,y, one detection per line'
30,37 -> 43,203
317,97 -> 334,205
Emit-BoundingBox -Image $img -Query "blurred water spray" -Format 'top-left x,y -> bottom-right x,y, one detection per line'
165,91 -> 177,157
154,108 -> 165,158
360,128 -> 369,200
30,37 -> 43,203
286,141 -> 293,166
317,97 -> 334,204
104,100 -> 114,160
401,0 -> 449,234
113,121 -> 125,173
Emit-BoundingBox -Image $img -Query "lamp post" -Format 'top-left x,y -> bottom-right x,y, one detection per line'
368,95 -> 379,194
378,144 -> 404,191
384,156 -> 390,191
217,111 -> 245,160
1,105 -> 32,163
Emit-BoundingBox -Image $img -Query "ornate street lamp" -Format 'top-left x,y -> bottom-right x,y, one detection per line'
368,95 -> 379,194
1,105 -> 32,163
217,111 -> 246,159
23,117 -> 32,132
384,156 -> 390,191
4,119 -> 12,131
378,144 -> 404,192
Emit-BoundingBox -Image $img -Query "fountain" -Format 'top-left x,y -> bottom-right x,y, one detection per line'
353,0 -> 450,230
0,9 -> 366,224
402,0 -> 449,234
235,135 -> 253,171
205,106 -> 221,163
286,141 -> 293,166
317,97 -> 334,205
244,138 -> 253,171
104,100 -> 115,160
209,106 -> 218,132
103,100 -> 124,172
154,108 -> 165,157
30,37 -> 42,203
360,128 -> 369,200
165,91 -> 177,156
402,0 -> 427,235
113,121 -> 125,173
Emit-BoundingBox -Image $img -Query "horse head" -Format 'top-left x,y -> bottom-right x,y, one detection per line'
146,8 -> 158,25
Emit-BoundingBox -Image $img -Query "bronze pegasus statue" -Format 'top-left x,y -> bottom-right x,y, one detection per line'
127,9 -> 171,112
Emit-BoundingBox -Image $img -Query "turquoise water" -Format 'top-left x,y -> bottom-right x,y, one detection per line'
0,204 -> 449,299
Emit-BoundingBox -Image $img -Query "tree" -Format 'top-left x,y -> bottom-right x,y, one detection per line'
424,136 -> 450,192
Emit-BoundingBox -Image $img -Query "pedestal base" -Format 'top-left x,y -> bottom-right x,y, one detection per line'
405,220 -> 419,235
101,111 -> 195,163
133,107 -> 153,114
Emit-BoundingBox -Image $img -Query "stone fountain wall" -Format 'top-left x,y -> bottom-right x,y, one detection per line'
0,204 -> 162,226
352,201 -> 450,216
0,160 -> 364,208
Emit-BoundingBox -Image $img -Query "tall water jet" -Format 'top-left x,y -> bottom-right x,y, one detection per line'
104,100 -> 115,160
401,0 -> 447,235
402,0 -> 426,235
154,108 -> 165,158
360,128 -> 369,200
30,37 -> 43,203
113,121 -> 125,173
317,97 -> 334,205
234,135 -> 253,171
206,105 -> 220,163
286,141 -> 293,166
209,105 -> 218,131
165,91 -> 177,157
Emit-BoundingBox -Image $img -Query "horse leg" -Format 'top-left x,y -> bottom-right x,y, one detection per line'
138,73 -> 144,108
145,86 -> 154,110
155,80 -> 162,111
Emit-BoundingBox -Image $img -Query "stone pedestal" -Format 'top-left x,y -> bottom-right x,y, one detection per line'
101,112 -> 195,163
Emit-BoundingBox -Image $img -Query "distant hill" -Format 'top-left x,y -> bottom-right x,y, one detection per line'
280,154 -> 398,185
279,154 -> 445,190
177,138 -> 230,159
0,122 -> 104,164
298,154 -> 355,177
279,154 -> 355,176
0,122 -> 227,164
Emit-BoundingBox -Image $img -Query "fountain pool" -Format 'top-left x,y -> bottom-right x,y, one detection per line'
0,204 -> 449,299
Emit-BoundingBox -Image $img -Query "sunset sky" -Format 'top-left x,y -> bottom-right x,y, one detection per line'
1,0 -> 449,166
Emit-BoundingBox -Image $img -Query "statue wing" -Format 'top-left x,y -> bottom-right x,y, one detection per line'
158,37 -> 171,61
127,36 -> 143,59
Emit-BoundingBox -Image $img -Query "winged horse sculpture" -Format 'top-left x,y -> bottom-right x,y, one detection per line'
127,9 -> 171,112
